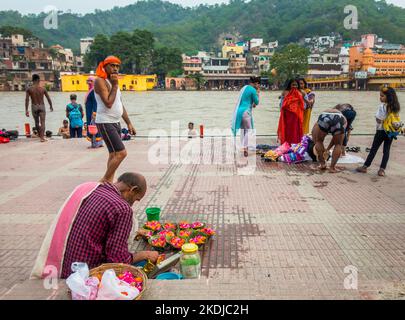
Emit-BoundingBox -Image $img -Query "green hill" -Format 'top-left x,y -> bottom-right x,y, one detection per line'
1,0 -> 405,53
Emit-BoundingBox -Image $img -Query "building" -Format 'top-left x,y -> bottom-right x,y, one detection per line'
250,38 -> 263,49
222,43 -> 244,59
349,46 -> 405,76
80,38 -> 94,56
361,34 -> 377,49
50,45 -> 75,71
0,37 -> 12,59
229,53 -> 246,74
182,55 -> 202,76
61,74 -> 157,92
202,58 -> 229,75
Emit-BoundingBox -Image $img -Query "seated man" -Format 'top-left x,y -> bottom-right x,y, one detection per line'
311,106 -> 348,173
58,120 -> 70,139
31,172 -> 158,279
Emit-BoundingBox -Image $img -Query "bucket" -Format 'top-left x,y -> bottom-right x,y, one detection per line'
156,272 -> 183,280
146,207 -> 161,222
88,125 -> 98,135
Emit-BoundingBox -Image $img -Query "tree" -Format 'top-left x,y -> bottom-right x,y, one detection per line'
270,44 -> 309,85
152,47 -> 183,81
83,34 -> 111,71
186,73 -> 206,90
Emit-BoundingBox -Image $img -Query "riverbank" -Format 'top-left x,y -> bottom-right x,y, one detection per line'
1,137 -> 405,300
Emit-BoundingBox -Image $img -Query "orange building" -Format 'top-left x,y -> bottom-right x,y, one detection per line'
350,46 -> 405,76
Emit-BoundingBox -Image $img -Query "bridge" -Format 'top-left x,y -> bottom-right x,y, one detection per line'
306,75 -> 405,90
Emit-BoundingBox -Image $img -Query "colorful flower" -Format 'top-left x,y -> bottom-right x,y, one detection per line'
149,235 -> 166,248
189,235 -> 207,245
199,228 -> 216,237
191,222 -> 205,229
179,222 -> 191,230
169,236 -> 186,249
144,221 -> 162,232
158,230 -> 175,238
163,222 -> 177,231
177,229 -> 193,238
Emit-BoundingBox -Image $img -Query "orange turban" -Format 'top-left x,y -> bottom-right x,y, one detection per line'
96,56 -> 122,79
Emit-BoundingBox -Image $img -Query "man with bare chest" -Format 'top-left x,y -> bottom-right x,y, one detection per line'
25,74 -> 53,142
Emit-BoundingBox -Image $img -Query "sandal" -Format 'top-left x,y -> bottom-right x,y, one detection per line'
378,169 -> 385,177
356,166 -> 367,173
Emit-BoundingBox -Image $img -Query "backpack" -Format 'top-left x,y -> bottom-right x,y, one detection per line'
383,113 -> 403,139
67,104 -> 84,128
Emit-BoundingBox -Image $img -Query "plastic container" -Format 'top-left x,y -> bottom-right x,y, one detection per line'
146,207 -> 161,222
156,272 -> 183,280
180,243 -> 201,279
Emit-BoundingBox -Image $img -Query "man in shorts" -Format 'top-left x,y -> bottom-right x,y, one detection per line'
94,56 -> 136,183
312,106 -> 348,173
25,74 -> 54,142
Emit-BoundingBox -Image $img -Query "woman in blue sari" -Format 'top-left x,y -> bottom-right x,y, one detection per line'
231,77 -> 260,157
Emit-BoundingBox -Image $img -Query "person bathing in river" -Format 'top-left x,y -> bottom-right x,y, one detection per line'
311,106 -> 348,173
231,76 -> 260,157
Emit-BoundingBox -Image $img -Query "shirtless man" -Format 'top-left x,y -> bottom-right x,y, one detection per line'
25,74 -> 53,142
311,106 -> 348,173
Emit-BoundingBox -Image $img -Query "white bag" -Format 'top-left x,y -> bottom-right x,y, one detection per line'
96,269 -> 139,300
66,263 -> 99,300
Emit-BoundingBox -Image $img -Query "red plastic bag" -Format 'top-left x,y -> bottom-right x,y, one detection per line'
0,136 -> 10,144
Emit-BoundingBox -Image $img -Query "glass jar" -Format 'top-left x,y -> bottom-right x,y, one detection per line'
180,243 -> 201,279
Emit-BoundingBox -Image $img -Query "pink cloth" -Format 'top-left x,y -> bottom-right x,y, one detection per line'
41,182 -> 100,278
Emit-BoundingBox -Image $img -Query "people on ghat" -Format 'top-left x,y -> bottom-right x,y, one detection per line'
357,86 -> 401,177
231,76 -> 260,157
94,56 -> 136,183
31,172 -> 159,280
25,74 -> 53,142
298,78 -> 316,135
85,76 -> 104,148
311,105 -> 348,173
277,79 -> 305,145
66,94 -> 84,138
58,120 -> 70,139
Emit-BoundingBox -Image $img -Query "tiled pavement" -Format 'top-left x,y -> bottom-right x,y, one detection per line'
0,136 -> 405,300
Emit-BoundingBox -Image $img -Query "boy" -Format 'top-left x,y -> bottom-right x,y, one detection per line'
66,94 -> 84,138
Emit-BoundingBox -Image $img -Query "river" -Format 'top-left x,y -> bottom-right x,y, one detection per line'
1,91 -> 404,136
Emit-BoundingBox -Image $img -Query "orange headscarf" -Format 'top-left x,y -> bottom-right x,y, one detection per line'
96,56 -> 122,79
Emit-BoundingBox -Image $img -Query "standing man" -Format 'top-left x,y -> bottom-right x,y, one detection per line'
94,56 -> 136,183
25,74 -> 53,142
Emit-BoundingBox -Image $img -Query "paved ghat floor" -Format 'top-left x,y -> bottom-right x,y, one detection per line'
0,136 -> 405,300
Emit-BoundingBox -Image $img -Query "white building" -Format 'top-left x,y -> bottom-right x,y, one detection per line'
250,38 -> 263,49
80,37 -> 94,56
338,47 -> 350,74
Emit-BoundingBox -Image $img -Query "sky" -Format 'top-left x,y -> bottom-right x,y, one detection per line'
0,0 -> 404,14
0,0 -> 227,14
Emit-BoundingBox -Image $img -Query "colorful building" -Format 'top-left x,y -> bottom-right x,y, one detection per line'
222,43 -> 244,59
350,46 -> 405,76
60,74 -> 157,92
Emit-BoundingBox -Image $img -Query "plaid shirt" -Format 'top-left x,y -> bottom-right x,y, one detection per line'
61,183 -> 133,279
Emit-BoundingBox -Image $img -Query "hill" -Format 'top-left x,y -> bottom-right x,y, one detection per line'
1,0 -> 405,53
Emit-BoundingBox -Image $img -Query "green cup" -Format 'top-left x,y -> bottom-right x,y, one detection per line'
146,207 -> 161,222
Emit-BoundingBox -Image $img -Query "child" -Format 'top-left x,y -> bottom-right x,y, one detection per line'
66,94 -> 84,138
188,122 -> 197,138
357,87 -> 401,177
58,120 -> 70,139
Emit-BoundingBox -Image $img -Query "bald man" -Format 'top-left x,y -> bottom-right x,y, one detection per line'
61,172 -> 158,279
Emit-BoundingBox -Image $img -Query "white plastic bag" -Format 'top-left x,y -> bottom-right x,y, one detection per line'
96,269 -> 139,300
66,262 -> 99,300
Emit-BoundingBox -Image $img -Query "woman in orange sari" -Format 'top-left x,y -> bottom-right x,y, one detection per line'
277,79 -> 305,145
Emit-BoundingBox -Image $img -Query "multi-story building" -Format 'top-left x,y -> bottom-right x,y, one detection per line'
229,53 -> 246,74
182,55 -> 203,76
80,37 -> 94,56
0,37 -> 12,59
349,46 -> 405,76
202,57 -> 229,75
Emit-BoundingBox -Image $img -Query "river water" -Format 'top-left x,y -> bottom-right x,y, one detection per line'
1,91 -> 404,136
